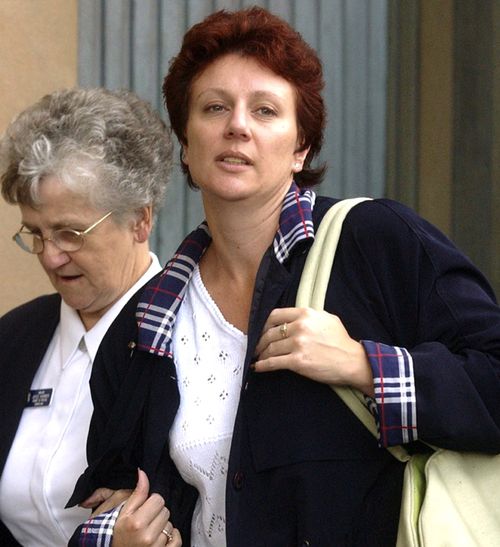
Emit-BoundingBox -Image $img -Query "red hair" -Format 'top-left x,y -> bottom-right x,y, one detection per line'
163,6 -> 326,187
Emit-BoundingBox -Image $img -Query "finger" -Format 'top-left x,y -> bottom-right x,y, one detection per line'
168,527 -> 183,546
80,487 -> 116,508
256,308 -> 301,356
254,353 -> 295,373
157,526 -> 182,547
256,307 -> 311,355
255,323 -> 289,355
153,513 -> 175,545
260,307 -> 298,332
90,489 -> 133,517
256,334 -> 294,362
159,520 -> 174,546
123,491 -> 168,534
114,497 -> 168,545
120,468 -> 150,515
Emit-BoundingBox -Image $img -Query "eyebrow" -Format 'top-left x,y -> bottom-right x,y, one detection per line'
195,88 -> 287,103
21,220 -> 79,232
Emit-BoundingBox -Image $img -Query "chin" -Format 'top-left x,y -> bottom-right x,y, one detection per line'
60,290 -> 94,311
203,181 -> 257,202
62,298 -> 90,312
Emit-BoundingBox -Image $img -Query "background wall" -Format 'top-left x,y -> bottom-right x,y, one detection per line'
387,0 -> 499,298
0,0 -> 78,315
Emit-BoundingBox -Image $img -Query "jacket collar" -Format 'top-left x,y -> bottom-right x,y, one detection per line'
136,182 -> 316,357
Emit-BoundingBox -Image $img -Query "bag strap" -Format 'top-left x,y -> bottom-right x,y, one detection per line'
296,198 -> 409,463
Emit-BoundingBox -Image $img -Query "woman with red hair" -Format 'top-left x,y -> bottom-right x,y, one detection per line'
69,7 -> 500,546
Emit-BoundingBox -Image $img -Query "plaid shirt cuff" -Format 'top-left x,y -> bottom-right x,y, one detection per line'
361,340 -> 418,447
78,504 -> 122,546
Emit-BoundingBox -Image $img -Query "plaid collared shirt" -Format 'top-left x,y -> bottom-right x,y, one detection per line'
362,341 -> 417,445
76,184 -> 417,545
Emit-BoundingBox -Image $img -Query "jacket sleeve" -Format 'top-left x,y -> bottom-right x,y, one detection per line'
333,199 -> 500,453
65,294 -> 148,545
67,287 -> 195,544
67,293 -> 145,507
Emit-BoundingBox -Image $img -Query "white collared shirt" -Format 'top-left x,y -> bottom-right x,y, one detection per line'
0,253 -> 161,547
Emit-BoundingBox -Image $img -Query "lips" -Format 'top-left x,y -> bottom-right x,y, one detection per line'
58,274 -> 83,282
216,151 -> 252,165
222,157 -> 248,165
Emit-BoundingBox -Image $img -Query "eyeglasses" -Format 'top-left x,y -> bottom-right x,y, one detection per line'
13,211 -> 114,254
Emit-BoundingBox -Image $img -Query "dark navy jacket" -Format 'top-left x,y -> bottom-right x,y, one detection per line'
69,198 -> 500,546
0,294 -> 61,546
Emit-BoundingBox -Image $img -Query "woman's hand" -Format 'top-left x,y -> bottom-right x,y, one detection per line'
82,469 -> 182,546
114,469 -> 181,546
254,307 -> 375,397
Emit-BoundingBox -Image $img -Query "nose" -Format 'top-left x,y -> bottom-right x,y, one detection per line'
38,239 -> 71,270
224,106 -> 250,140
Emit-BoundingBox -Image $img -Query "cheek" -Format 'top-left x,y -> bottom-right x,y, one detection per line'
75,251 -> 109,281
185,131 -> 208,161
270,138 -> 301,166
37,255 -> 47,271
271,125 -> 300,152
184,144 -> 209,178
84,267 -> 116,298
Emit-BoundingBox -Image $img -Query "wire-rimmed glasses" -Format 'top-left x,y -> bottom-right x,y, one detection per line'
13,211 -> 113,254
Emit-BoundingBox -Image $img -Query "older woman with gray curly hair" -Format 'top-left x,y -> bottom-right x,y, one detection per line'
0,88 -> 181,547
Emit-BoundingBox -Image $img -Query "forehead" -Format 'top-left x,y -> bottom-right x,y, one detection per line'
19,176 -> 99,226
191,53 -> 296,101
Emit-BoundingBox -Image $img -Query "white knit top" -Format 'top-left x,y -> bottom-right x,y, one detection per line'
170,265 -> 247,547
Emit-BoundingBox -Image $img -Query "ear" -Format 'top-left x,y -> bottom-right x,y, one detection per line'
181,145 -> 189,166
292,146 -> 311,173
132,206 -> 153,243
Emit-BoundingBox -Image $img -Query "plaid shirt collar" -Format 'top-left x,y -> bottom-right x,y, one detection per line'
136,182 -> 316,357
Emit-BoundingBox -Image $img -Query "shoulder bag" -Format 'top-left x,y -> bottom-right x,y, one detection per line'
296,198 -> 500,547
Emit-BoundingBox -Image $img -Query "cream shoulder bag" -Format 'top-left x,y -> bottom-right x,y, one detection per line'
296,198 -> 500,547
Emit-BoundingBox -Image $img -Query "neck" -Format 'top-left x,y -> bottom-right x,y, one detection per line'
79,245 -> 152,331
198,192 -> 285,332
201,188 -> 286,278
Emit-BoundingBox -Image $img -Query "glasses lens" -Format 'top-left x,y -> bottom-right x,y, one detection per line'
52,229 -> 83,252
14,232 -> 42,254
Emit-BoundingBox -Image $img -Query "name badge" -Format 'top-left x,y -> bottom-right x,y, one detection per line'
26,388 -> 53,407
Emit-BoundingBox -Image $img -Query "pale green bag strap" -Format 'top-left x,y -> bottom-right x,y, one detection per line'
296,198 -> 409,463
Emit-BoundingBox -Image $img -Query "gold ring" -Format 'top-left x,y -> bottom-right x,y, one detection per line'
279,322 -> 288,339
161,528 -> 173,542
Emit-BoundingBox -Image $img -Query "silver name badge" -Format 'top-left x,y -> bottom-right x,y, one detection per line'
26,388 -> 53,407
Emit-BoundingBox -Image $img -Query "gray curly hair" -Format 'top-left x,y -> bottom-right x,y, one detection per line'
0,87 -> 173,219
